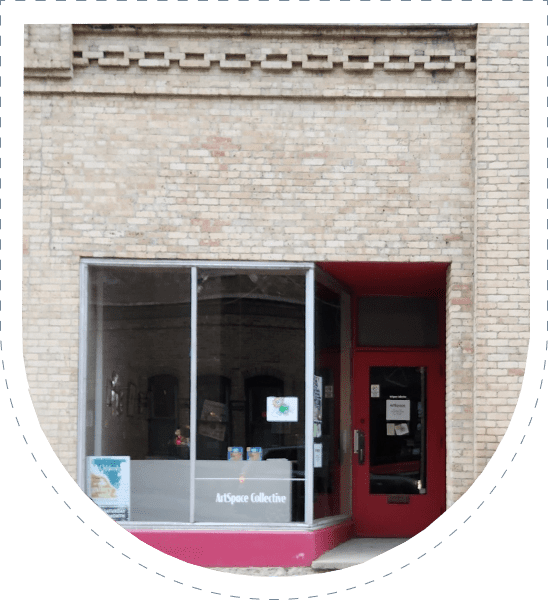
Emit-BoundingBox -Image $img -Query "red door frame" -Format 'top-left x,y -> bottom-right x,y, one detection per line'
351,295 -> 446,538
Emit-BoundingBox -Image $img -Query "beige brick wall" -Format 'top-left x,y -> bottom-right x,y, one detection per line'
474,24 -> 529,477
25,24 -> 73,78
22,24 -> 528,507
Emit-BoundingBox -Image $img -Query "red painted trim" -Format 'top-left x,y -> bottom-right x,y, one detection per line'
319,260 -> 447,537
316,261 -> 449,297
129,521 -> 353,568
352,351 -> 446,537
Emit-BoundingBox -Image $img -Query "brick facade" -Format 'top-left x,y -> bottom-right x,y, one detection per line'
474,24 -> 529,479
23,24 -> 528,508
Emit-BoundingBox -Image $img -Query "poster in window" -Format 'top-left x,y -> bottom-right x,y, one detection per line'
313,375 -> 323,422
87,456 -> 130,522
394,423 -> 410,436
266,396 -> 298,422
313,421 -> 322,438
314,443 -> 323,468
198,399 -> 227,441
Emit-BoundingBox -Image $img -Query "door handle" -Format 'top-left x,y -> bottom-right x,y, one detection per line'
354,429 -> 365,465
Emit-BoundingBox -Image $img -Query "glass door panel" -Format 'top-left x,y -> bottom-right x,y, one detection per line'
369,366 -> 426,495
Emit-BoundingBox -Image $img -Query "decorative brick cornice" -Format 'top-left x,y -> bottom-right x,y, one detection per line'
71,45 -> 476,74
24,24 -> 477,100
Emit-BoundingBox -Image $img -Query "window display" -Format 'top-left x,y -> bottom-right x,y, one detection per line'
84,265 -> 192,522
195,268 -> 306,523
81,262 -> 319,525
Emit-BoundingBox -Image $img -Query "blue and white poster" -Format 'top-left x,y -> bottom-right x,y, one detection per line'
86,456 -> 130,522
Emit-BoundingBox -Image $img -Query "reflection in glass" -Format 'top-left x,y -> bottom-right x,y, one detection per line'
85,266 -> 191,522
196,269 -> 306,523
313,281 -> 342,519
369,366 -> 427,495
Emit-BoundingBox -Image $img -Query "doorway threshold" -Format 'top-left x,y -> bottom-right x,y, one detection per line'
311,538 -> 409,570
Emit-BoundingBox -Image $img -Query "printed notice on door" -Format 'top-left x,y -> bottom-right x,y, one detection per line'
386,396 -> 411,421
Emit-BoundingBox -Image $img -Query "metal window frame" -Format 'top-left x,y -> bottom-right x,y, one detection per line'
190,266 -> 198,523
313,265 -> 352,521
76,261 -> 88,490
304,267 -> 314,525
77,259 -> 315,527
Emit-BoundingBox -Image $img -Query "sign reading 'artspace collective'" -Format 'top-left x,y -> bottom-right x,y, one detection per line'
195,460 -> 292,523
215,492 -> 287,504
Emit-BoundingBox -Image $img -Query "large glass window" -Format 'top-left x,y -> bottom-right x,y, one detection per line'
81,262 -> 313,525
84,266 -> 191,523
195,269 -> 306,523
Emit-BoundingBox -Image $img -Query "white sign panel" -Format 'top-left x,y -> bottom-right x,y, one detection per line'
266,396 -> 298,422
314,443 -> 323,468
87,456 -> 130,521
386,397 -> 411,421
194,461 -> 292,523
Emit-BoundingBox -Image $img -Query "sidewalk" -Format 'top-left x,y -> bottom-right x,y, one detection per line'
210,538 -> 409,576
211,567 -> 325,576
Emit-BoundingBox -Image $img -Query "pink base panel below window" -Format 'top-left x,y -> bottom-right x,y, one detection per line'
129,521 -> 353,568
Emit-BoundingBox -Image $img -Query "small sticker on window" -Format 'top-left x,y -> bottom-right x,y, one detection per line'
371,384 -> 380,398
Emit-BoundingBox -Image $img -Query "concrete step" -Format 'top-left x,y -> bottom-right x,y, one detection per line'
311,538 -> 409,570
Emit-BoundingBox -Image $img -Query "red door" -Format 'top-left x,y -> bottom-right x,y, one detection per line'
352,350 -> 446,537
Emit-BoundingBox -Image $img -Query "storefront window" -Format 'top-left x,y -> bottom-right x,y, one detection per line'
81,262 -> 312,525
313,281 -> 342,519
84,266 -> 191,522
195,269 -> 306,523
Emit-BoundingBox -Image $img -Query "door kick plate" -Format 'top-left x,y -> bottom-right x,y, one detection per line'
387,494 -> 410,504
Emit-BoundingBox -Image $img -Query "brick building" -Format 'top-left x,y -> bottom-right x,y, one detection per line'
23,23 -> 529,567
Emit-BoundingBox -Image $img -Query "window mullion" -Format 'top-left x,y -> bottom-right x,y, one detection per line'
190,266 -> 198,523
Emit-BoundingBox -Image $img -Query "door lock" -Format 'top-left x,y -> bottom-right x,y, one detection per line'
354,429 -> 365,465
